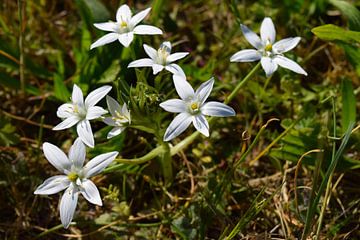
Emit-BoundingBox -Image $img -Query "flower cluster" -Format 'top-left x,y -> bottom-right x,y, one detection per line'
35,3 -> 307,229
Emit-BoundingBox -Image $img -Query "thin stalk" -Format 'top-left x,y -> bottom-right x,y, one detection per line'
315,97 -> 337,237
249,118 -> 300,166
18,0 -> 25,95
172,62 -> 261,155
225,62 -> 260,104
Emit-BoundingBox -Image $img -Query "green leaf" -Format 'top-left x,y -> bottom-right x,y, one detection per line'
329,0 -> 360,31
311,24 -> 360,43
53,73 -> 70,102
341,79 -> 356,133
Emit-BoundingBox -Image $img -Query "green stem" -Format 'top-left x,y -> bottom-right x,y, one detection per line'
159,140 -> 173,184
18,0 -> 25,95
315,97 -> 337,237
225,62 -> 261,104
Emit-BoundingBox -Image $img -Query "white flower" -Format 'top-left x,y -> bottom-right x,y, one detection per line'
34,138 -> 118,228
53,84 -> 111,148
160,76 -> 236,141
128,41 -> 188,76
103,96 -> 131,139
230,17 -> 307,77
90,4 -> 162,49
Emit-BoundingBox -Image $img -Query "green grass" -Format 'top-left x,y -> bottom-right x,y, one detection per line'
0,0 -> 360,239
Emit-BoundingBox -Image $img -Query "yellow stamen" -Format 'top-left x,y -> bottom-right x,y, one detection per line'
120,21 -> 127,28
191,103 -> 198,110
265,44 -> 272,52
68,172 -> 78,182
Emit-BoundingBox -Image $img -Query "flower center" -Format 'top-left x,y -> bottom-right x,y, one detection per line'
157,47 -> 169,65
265,43 -> 272,52
120,21 -> 127,28
112,110 -> 130,126
73,104 -> 86,118
68,172 -> 79,182
188,102 -> 200,114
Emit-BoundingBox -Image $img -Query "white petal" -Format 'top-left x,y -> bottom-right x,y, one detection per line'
34,175 -> 70,195
90,33 -> 118,50
86,106 -> 108,120
152,64 -> 164,74
68,138 -> 86,168
260,17 -> 276,44
167,52 -> 189,63
121,103 -> 130,120
84,151 -> 119,178
93,22 -> 117,32
165,64 -> 186,77
130,7 -> 151,27
107,126 -> 125,139
106,95 -> 120,117
60,185 -> 78,229
116,4 -> 132,22
133,25 -> 163,35
57,103 -> 74,118
85,85 -> 112,108
143,44 -> 157,60
201,102 -> 236,117
53,116 -> 80,131
195,78 -> 214,104
128,58 -> 154,68
80,179 -> 102,206
193,114 -> 209,137
77,120 -> 94,148
273,56 -> 307,75
240,24 -> 263,49
261,57 -> 278,77
118,32 -> 134,47
161,41 -> 172,53
173,75 -> 194,100
103,117 -> 117,127
230,49 -> 262,62
163,112 -> 192,141
43,142 -> 72,173
273,37 -> 301,54
72,84 -> 84,106
160,99 -> 187,113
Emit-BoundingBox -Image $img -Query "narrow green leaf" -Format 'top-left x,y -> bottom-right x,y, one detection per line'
329,0 -> 360,31
53,73 -> 70,102
341,79 -> 356,133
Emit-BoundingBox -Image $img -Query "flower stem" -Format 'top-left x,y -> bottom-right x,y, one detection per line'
106,63 -> 261,170
224,62 -> 261,104
18,0 -> 25,95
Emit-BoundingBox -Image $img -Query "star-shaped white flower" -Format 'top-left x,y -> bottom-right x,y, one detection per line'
128,41 -> 189,76
160,75 -> 236,141
34,138 -> 118,228
103,96 -> 131,139
53,84 -> 112,148
230,17 -> 307,77
90,4 -> 162,49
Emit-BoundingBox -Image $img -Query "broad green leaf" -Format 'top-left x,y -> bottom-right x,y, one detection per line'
341,79 -> 356,133
311,24 -> 360,43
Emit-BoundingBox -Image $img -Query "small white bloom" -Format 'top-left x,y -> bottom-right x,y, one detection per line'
103,96 -> 131,139
34,138 -> 118,228
53,84 -> 111,148
230,17 -> 307,77
160,75 -> 236,141
128,41 -> 189,76
90,4 -> 163,49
